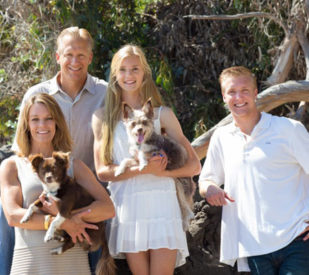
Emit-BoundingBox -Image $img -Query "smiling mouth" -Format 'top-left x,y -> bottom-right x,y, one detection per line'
69,67 -> 81,72
235,103 -> 247,107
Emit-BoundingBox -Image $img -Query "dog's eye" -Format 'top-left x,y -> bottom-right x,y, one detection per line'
131,122 -> 136,127
142,120 -> 148,126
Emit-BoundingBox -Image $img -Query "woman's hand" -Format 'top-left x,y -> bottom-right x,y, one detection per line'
60,209 -> 99,244
39,193 -> 58,216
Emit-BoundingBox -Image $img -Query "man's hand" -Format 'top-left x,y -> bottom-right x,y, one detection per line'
200,183 -> 235,206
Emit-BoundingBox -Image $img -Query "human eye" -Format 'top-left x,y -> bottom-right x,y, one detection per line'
46,117 -> 54,121
132,67 -> 139,72
31,117 -> 39,121
119,67 -> 126,72
227,90 -> 235,95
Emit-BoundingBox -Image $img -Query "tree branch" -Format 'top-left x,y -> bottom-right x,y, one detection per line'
296,22 -> 309,80
183,12 -> 288,37
265,34 -> 299,85
192,80 -> 309,160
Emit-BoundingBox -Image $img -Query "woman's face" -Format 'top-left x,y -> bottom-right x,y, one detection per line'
116,55 -> 145,95
28,102 -> 56,145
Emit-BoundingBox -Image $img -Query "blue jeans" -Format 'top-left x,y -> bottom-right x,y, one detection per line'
0,200 -> 15,275
88,248 -> 102,275
248,233 -> 309,275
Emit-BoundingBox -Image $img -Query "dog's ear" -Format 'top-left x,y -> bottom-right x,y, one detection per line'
142,97 -> 154,119
29,154 -> 44,173
122,102 -> 134,120
52,151 -> 70,168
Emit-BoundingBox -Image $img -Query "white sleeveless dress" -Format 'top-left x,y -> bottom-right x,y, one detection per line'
107,107 -> 189,267
10,155 -> 91,275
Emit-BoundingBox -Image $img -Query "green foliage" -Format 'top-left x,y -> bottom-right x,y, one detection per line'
0,96 -> 20,144
0,1 -> 60,145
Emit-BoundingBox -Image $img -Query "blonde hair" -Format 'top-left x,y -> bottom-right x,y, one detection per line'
101,44 -> 163,164
16,93 -> 72,157
56,26 -> 93,54
219,66 -> 257,93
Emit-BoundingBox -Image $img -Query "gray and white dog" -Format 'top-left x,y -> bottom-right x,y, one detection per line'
115,98 -> 195,230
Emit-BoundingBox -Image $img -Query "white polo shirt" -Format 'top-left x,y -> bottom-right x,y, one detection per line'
14,73 -> 107,172
199,112 -> 309,271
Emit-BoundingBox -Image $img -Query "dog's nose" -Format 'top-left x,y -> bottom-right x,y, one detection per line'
137,128 -> 143,133
45,175 -> 53,183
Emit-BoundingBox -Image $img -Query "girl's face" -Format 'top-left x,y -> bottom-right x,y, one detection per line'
28,103 -> 56,145
116,55 -> 145,95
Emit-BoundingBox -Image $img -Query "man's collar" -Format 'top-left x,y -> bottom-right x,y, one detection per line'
228,112 -> 271,135
51,72 -> 95,95
48,73 -> 61,95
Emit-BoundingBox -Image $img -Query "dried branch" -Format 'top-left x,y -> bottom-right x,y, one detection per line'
184,12 -> 288,37
266,34 -> 299,85
296,22 -> 309,80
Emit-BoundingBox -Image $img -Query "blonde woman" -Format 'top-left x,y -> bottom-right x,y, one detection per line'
92,45 -> 201,275
0,93 -> 115,275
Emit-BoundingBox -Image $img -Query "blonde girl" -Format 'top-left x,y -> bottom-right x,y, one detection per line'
92,45 -> 200,275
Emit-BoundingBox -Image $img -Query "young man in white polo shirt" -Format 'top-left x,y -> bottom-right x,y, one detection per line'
0,27 -> 107,275
199,66 -> 309,274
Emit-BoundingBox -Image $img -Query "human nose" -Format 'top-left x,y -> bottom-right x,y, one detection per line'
70,56 -> 79,63
125,69 -> 133,76
38,119 -> 48,126
234,91 -> 242,99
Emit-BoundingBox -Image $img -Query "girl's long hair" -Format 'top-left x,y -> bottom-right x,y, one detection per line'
101,45 -> 163,164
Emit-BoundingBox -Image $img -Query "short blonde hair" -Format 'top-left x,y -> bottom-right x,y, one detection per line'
16,93 -> 72,157
57,26 -> 93,54
219,66 -> 257,92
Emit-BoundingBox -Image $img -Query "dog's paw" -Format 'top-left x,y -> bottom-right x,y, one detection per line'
114,167 -> 124,177
50,246 -> 64,255
44,231 -> 54,243
138,163 -> 147,171
20,215 -> 29,224
53,235 -> 65,242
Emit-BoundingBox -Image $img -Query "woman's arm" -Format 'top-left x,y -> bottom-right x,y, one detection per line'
69,158 -> 115,223
0,157 -> 46,230
160,107 -> 201,178
92,109 -> 167,182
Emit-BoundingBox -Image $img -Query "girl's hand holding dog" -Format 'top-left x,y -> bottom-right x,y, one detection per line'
141,151 -> 168,176
60,209 -> 98,245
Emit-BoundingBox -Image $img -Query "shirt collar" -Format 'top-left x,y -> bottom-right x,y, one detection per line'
49,72 -> 95,96
228,112 -> 271,136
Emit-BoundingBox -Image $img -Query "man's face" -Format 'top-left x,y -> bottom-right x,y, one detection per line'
221,75 -> 258,119
56,35 -> 93,82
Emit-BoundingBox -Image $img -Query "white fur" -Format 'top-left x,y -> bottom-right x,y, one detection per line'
114,158 -> 137,176
50,246 -> 64,255
20,204 -> 39,224
44,214 -> 65,243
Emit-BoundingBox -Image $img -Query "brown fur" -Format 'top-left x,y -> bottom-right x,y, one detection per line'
115,99 -> 196,230
21,152 -> 115,275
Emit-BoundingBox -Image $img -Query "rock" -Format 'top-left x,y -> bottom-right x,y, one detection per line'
0,145 -> 13,164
